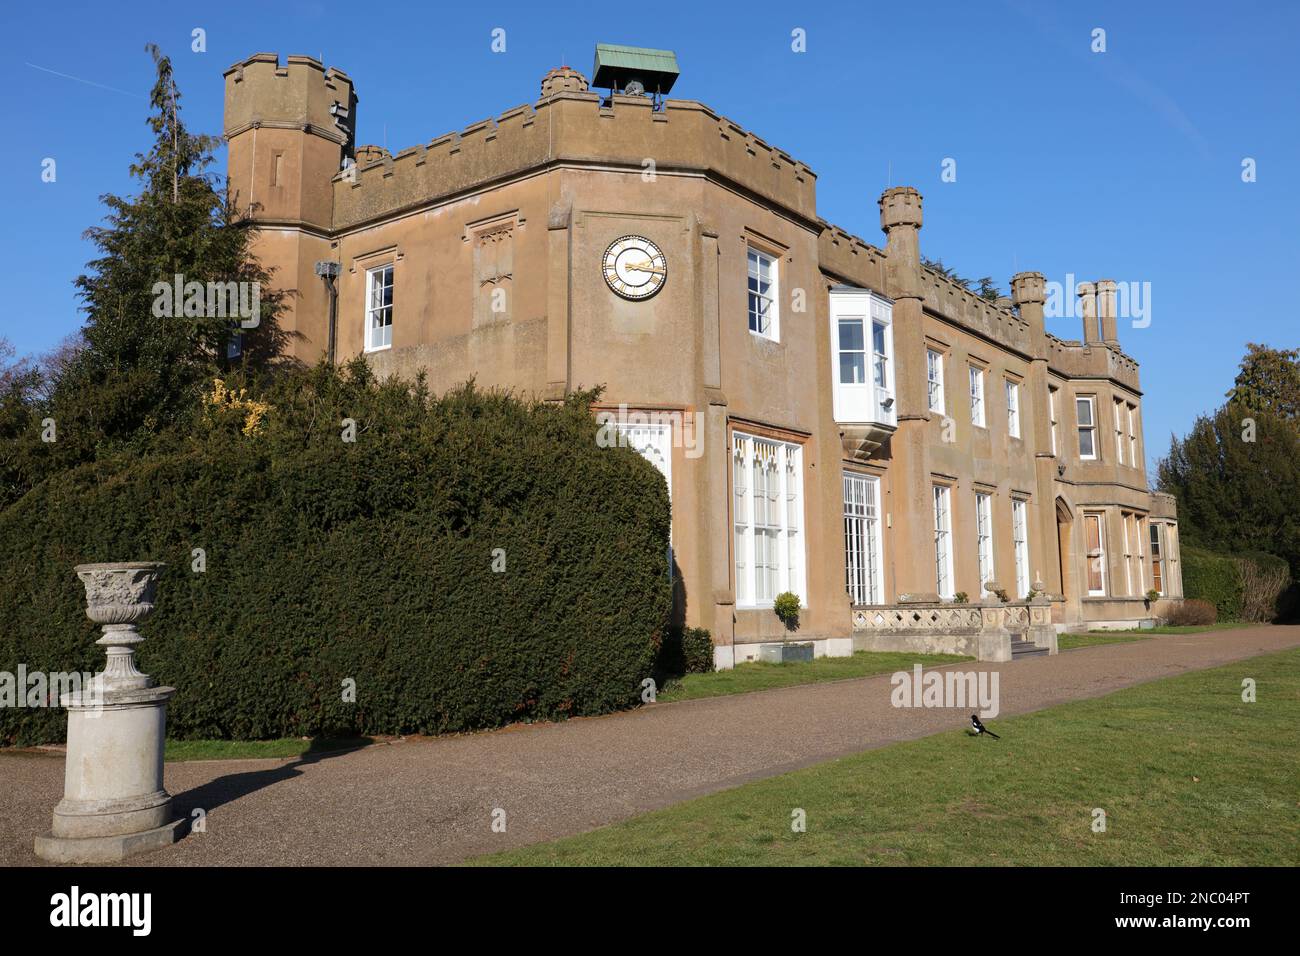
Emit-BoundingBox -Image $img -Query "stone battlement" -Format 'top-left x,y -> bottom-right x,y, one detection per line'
223,53 -> 355,147
818,219 -> 1032,359
331,92 -> 818,231
919,266 -> 1031,355
1046,333 -> 1142,392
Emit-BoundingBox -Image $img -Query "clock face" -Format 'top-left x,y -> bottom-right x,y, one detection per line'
603,235 -> 667,300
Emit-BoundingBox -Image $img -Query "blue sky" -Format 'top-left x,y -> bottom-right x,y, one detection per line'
2,0 -> 1296,470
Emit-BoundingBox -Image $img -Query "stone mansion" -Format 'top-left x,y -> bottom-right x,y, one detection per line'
222,47 -> 1183,668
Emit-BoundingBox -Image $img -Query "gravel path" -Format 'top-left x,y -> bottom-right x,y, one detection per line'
4,625 -> 1297,866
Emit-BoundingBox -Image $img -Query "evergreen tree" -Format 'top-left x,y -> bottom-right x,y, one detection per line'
1225,343 -> 1300,425
1158,401 -> 1300,576
14,44 -> 288,493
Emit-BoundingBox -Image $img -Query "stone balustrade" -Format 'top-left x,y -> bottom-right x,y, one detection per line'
852,598 -> 1057,662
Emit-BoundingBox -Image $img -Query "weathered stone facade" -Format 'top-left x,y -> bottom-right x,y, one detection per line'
224,52 -> 1182,667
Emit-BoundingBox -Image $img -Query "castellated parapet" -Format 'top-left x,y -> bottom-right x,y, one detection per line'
330,92 -> 817,231
224,53 -> 356,149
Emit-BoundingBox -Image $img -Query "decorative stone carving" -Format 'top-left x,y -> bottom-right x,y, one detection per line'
75,562 -> 164,692
34,562 -> 184,863
840,422 -> 896,462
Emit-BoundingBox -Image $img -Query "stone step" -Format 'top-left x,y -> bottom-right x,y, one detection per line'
1010,641 -> 1049,658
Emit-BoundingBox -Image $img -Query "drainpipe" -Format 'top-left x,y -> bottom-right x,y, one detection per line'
314,260 -> 341,364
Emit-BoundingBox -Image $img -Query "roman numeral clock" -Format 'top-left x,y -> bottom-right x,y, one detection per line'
603,235 -> 667,300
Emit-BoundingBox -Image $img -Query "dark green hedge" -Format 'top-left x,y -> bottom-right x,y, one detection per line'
0,367 -> 672,745
1181,547 -> 1243,621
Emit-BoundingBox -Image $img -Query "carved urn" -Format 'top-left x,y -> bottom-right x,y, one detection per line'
74,561 -> 165,692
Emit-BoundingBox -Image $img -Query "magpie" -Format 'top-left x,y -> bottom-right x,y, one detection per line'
970,714 -> 1000,739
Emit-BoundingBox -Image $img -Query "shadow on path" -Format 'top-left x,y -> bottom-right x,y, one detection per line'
170,738 -> 373,821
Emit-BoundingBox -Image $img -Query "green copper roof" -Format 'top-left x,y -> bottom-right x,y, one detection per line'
592,44 -> 680,94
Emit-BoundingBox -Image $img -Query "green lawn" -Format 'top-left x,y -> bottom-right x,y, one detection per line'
1058,631 -> 1152,650
1142,623 -> 1255,634
164,736 -> 373,762
659,651 -> 971,702
1059,621 -> 1255,651
473,647 -> 1300,866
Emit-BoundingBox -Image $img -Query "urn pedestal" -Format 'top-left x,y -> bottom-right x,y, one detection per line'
34,562 -> 185,864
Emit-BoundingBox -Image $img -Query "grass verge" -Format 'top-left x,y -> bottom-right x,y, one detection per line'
659,651 -> 971,702
163,736 -> 373,762
1059,622 -> 1257,651
473,647 -> 1300,866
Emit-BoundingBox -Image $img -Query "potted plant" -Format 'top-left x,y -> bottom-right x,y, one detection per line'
774,592 -> 801,630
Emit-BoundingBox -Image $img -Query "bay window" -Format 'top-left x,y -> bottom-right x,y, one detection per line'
830,289 -> 895,426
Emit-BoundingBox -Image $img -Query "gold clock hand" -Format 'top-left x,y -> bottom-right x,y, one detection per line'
624,261 -> 665,275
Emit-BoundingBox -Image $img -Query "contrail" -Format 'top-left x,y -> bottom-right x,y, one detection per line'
25,62 -> 143,98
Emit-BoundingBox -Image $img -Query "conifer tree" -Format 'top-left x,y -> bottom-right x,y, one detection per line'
24,44 -> 288,485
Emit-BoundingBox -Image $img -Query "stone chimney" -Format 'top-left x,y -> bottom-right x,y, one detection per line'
1077,281 -> 1099,344
879,186 -> 923,300
1096,278 -> 1119,346
541,65 -> 589,97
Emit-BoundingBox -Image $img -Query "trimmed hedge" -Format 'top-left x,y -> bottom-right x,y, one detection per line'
1182,547 -> 1243,622
655,626 -> 715,678
0,367 -> 672,745
1181,546 -> 1294,623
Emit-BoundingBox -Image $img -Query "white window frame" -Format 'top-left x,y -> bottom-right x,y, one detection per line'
1048,385 -> 1060,456
747,248 -> 780,341
1128,403 -> 1140,471
1149,521 -> 1165,596
975,491 -> 994,597
1077,396 -> 1097,460
1005,379 -> 1021,439
365,263 -> 394,352
871,313 -> 892,421
1113,398 -> 1126,465
1084,511 -> 1107,596
933,484 -> 955,599
969,365 -> 986,427
829,290 -> 895,426
1012,498 -> 1030,599
732,432 -> 804,608
926,348 -> 945,414
843,472 -> 884,605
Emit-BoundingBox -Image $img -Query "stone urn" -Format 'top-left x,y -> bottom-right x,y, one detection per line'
76,561 -> 165,691
34,561 -> 184,863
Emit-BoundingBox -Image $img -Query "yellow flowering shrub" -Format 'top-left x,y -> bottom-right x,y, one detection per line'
204,379 -> 271,436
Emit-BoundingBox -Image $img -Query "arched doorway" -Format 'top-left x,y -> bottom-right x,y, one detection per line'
1054,496 -> 1074,605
